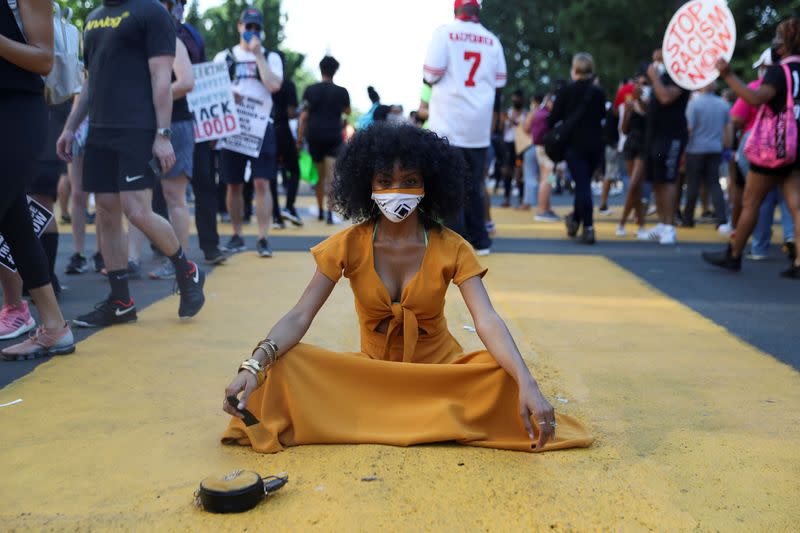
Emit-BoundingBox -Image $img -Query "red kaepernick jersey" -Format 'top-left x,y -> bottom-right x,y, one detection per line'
423,19 -> 507,148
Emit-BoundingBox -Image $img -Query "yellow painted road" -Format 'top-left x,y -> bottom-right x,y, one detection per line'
1,251 -> 799,531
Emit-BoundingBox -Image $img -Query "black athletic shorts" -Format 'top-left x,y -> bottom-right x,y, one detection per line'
83,127 -> 157,193
220,124 -> 277,184
645,137 -> 685,184
28,161 -> 64,200
308,136 -> 342,163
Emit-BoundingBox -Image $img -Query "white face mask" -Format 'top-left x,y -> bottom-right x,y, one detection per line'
640,85 -> 653,103
371,188 -> 425,223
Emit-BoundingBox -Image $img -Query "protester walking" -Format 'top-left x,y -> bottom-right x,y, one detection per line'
56,0 -> 206,328
704,17 -> 800,278
423,0 -> 507,255
296,55 -> 350,225
548,53 -> 606,244
682,83 -> 730,228
616,70 -> 650,239
271,52 -> 302,228
0,0 -> 75,358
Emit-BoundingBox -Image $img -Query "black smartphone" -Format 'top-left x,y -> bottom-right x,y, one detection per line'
148,157 -> 162,177
227,395 -> 259,426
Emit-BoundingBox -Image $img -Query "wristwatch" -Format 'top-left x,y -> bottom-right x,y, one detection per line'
157,127 -> 172,139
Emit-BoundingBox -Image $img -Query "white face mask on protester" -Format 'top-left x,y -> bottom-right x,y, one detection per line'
371,188 -> 425,223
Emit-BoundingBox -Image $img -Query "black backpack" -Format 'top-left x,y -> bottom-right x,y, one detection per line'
543,85 -> 595,163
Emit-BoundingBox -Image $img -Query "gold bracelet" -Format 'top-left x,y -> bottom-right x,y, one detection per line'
239,359 -> 266,387
253,342 -> 277,368
238,365 -> 264,387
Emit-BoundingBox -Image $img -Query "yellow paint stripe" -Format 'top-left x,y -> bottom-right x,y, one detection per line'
1,253 -> 797,530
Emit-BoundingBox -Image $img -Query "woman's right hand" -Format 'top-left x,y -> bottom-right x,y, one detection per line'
223,371 -> 258,419
716,58 -> 731,77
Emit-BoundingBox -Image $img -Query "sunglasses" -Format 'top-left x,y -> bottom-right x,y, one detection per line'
245,23 -> 262,32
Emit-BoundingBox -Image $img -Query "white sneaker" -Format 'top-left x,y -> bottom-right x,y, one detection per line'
659,225 -> 677,245
615,225 -> 627,237
644,223 -> 665,241
635,227 -> 650,240
717,222 -> 734,237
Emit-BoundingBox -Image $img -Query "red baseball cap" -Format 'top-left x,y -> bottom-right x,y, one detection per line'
454,0 -> 481,10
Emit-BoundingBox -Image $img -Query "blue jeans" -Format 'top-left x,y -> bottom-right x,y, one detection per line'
522,146 -> 539,206
565,146 -> 602,229
751,187 -> 794,255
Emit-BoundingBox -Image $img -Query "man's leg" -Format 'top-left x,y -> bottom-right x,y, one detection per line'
750,187 -> 778,257
227,183 -> 244,236
57,172 -> 70,221
161,176 -> 190,251
253,178 -> 272,241
192,141 -> 221,259
68,154 -> 88,257
706,153 -> 727,227
120,189 -> 179,257
682,153 -> 702,225
463,148 -> 491,251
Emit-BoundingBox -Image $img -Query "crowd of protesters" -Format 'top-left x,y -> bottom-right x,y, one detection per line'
1,0 -> 799,360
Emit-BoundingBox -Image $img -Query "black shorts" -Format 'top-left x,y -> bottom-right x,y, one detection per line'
83,127 -> 156,193
646,138 -> 685,184
504,141 -> 517,168
28,160 -> 65,200
623,133 -> 645,161
220,124 -> 277,184
308,137 -> 342,163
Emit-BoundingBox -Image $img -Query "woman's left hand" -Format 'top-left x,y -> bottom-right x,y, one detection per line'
518,379 -> 556,450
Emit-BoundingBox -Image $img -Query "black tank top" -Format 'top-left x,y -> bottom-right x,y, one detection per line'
171,71 -> 193,123
0,0 -> 44,93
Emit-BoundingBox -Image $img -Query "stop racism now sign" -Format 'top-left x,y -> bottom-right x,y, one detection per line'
662,0 -> 737,91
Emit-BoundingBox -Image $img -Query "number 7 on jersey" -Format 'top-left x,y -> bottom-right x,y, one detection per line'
464,51 -> 481,87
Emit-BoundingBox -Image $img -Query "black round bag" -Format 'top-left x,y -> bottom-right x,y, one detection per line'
196,470 -> 288,513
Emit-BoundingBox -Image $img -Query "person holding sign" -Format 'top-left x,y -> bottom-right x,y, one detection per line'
213,8 -> 283,259
704,16 -> 800,279
0,0 -> 75,359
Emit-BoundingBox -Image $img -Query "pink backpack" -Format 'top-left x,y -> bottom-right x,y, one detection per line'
744,60 -> 798,168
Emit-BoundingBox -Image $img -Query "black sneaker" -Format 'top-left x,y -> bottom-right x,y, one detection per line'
780,264 -> 800,279
318,210 -> 325,221
86,211 -> 96,225
257,238 -> 273,258
272,216 -> 286,230
176,261 -> 205,319
784,241 -> 797,263
282,207 -> 304,226
92,252 -> 105,273
224,234 -> 246,253
73,298 -> 137,328
580,227 -> 596,245
203,248 -> 227,265
326,210 -> 335,225
65,253 -> 89,274
702,245 -> 742,272
60,214 -> 71,225
565,213 -> 579,238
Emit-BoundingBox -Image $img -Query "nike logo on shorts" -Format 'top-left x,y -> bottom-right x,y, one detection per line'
125,175 -> 144,183
115,305 -> 136,317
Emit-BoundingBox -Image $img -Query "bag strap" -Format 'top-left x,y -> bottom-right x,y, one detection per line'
7,0 -> 26,40
782,63 -> 794,110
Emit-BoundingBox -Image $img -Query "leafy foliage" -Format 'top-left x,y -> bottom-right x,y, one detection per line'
480,0 -> 800,97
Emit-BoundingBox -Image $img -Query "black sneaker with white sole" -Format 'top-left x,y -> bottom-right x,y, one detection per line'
702,245 -> 742,272
73,298 -> 138,328
257,238 -> 273,258
92,252 -> 105,273
176,262 -> 205,319
203,248 -> 227,265
65,253 -> 89,274
281,207 -> 304,226
224,234 -> 247,253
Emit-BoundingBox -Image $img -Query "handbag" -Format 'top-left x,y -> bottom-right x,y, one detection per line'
195,470 -> 288,513
514,119 -> 533,155
543,84 -> 595,163
744,61 -> 798,168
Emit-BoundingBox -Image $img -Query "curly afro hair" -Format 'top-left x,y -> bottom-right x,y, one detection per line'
331,122 -> 466,229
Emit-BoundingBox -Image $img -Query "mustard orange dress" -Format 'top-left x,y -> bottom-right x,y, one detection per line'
222,223 -> 593,453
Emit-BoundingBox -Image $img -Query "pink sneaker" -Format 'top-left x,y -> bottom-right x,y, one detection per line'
0,302 -> 36,340
1,324 -> 75,361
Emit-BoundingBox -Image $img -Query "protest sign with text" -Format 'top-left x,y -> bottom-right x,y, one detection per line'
0,197 -> 54,273
662,0 -> 737,91
187,62 -> 240,143
216,96 -> 270,158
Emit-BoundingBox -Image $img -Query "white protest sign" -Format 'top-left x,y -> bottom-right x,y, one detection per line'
662,0 -> 737,91
187,61 -> 240,143
216,96 -> 269,158
0,197 -> 54,273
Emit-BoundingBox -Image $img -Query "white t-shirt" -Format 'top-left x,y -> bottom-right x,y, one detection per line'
503,107 -> 525,143
423,19 -> 507,148
213,45 -> 283,119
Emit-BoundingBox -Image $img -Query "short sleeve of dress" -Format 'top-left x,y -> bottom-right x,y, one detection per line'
310,231 -> 348,282
453,240 -> 488,286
